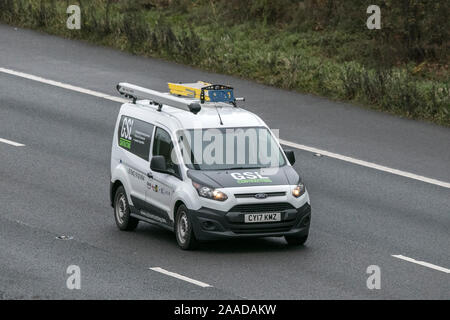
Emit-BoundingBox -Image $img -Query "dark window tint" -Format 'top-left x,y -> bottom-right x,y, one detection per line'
153,127 -> 178,175
117,116 -> 153,161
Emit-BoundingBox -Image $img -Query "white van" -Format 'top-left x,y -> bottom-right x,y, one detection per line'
110,82 -> 311,249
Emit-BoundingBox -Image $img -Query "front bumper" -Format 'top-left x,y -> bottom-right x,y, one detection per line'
188,202 -> 311,241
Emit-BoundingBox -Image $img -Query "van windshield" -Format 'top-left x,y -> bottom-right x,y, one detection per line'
177,127 -> 286,171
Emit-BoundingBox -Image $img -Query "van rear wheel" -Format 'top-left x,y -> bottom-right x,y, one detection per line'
175,205 -> 197,250
114,186 -> 139,231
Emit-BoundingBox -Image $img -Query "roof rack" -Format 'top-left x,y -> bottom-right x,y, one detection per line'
117,82 -> 202,114
117,82 -> 245,114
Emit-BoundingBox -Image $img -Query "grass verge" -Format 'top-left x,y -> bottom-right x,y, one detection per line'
1,0 -> 448,126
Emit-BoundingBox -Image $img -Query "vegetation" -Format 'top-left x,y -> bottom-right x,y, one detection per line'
1,0 -> 448,125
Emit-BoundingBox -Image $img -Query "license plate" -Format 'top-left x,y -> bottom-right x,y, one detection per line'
244,212 -> 281,223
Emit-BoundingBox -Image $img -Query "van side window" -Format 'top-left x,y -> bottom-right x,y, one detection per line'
117,116 -> 154,161
153,127 -> 179,175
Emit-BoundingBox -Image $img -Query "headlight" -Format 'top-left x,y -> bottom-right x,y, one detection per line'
192,182 -> 228,201
292,182 -> 306,198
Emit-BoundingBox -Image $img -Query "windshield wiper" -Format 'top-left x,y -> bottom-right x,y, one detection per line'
226,166 -> 262,170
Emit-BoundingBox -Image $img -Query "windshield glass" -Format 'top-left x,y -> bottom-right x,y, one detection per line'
177,127 -> 286,170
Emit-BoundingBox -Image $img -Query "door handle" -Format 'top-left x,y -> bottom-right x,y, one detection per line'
147,172 -> 153,179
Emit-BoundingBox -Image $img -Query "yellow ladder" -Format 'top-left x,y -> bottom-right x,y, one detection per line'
168,81 -> 212,101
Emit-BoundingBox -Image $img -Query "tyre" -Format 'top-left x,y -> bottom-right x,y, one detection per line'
285,234 -> 308,246
175,204 -> 198,250
114,186 -> 139,231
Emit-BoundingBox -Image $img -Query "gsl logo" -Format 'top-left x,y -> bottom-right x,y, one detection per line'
121,117 -> 134,140
231,172 -> 269,180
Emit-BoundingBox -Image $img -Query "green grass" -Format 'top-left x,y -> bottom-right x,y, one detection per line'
1,0 -> 448,126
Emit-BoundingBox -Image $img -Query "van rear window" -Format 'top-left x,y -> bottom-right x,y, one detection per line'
118,116 -> 154,161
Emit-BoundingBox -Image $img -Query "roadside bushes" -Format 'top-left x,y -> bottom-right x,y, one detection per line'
341,63 -> 449,122
1,0 -> 448,125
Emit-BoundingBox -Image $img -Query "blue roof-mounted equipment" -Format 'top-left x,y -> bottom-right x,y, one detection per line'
168,81 -> 245,106
200,84 -> 235,104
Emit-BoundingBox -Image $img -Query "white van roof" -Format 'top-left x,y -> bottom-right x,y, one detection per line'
121,101 -> 266,132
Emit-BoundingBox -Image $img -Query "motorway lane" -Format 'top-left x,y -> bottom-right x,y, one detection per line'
0,76 -> 239,299
0,218 -> 236,299
0,74 -> 449,299
1,24 -> 450,182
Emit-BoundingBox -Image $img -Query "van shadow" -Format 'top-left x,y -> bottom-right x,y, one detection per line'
136,224 -> 309,254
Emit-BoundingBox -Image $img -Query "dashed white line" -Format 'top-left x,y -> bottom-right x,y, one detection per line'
392,255 -> 450,274
150,267 -> 212,288
0,137 -> 25,147
1,67 -> 449,190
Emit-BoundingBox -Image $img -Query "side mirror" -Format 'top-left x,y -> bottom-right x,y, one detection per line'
284,149 -> 295,165
150,155 -> 167,173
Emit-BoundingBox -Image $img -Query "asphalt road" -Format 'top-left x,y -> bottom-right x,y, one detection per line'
0,24 -> 449,299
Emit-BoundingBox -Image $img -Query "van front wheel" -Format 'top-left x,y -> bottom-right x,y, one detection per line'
114,186 -> 139,231
175,205 -> 197,250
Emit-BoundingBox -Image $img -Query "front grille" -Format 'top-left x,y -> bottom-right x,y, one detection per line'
230,202 -> 295,213
234,192 -> 286,199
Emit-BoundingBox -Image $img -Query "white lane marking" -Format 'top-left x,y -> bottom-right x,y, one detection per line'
280,139 -> 450,189
1,67 -> 449,189
392,255 -> 450,274
149,267 -> 212,288
0,67 -> 127,103
0,137 -> 25,147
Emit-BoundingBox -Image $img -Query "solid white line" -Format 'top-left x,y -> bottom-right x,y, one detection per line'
0,67 -> 127,103
150,267 -> 212,288
280,139 -> 450,189
392,255 -> 450,274
0,137 -> 25,147
1,67 -> 449,189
